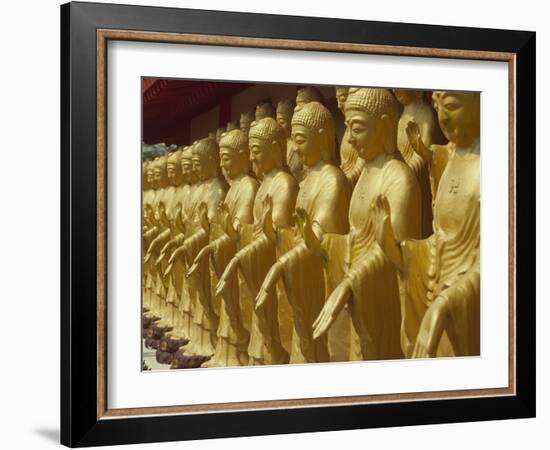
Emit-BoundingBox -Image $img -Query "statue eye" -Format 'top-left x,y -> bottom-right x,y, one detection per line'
444,102 -> 461,111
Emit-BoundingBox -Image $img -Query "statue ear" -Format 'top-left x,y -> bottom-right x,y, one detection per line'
271,140 -> 282,165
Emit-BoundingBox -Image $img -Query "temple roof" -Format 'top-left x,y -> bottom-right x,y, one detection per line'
142,78 -> 252,145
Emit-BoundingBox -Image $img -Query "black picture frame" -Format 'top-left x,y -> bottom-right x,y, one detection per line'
61,1 -> 536,447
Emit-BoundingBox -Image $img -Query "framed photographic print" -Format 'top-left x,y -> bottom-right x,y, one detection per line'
60,1 -> 536,447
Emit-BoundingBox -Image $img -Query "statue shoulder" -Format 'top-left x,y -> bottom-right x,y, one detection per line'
213,175 -> 229,192
431,143 -> 454,165
274,170 -> 299,192
384,157 -> 419,190
320,163 -> 349,188
242,174 -> 260,192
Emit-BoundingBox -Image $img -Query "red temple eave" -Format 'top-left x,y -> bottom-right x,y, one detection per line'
142,78 -> 253,145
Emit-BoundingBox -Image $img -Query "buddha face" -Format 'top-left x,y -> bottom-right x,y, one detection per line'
345,109 -> 387,161
180,157 -> 193,183
249,137 -> 276,177
336,88 -> 348,113
192,154 -> 209,181
153,168 -> 162,184
146,169 -> 154,185
393,89 -> 421,106
240,123 -> 250,135
166,163 -> 178,184
433,91 -> 480,147
291,124 -> 323,168
220,146 -> 244,179
276,112 -> 291,137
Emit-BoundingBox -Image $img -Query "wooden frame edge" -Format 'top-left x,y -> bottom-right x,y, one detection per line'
95,28 -> 517,420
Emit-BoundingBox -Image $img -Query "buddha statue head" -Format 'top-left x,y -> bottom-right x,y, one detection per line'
152,156 -> 168,189
219,129 -> 250,180
179,146 -> 197,184
248,117 -> 286,178
240,111 -> 255,136
335,87 -> 349,113
215,127 -> 225,144
192,137 -> 220,181
432,91 -> 480,147
144,161 -> 154,190
276,99 -> 295,138
344,88 -> 401,161
291,101 -> 336,167
255,101 -> 276,121
226,121 -> 238,132
166,149 -> 184,186
393,89 -> 424,106
296,86 -> 325,107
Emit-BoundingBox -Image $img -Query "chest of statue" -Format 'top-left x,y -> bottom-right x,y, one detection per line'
434,151 -> 480,234
296,170 -> 322,214
349,166 -> 386,230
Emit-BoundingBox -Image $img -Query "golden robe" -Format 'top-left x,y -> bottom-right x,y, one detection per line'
207,175 -> 259,366
230,170 -> 298,365
276,163 -> 351,363
399,142 -> 480,357
324,154 -> 421,360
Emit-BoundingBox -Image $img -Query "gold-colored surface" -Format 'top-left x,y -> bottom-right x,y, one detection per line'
96,28 -> 516,420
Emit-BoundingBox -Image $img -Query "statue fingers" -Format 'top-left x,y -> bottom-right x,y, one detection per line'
186,263 -> 198,278
164,263 -> 173,277
312,313 -> 332,340
214,279 -> 227,298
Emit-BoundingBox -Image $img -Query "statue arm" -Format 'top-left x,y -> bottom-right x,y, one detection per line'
270,176 -> 298,229
311,169 -> 351,236
383,163 -> 423,243
414,263 -> 480,358
172,201 -> 189,235
205,185 -> 227,223
232,181 -> 257,229
406,120 -> 433,164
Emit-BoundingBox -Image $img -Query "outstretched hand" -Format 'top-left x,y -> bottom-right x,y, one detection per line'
187,244 -> 213,278
219,203 -> 239,240
198,202 -> 210,232
405,120 -> 431,161
261,195 -> 277,242
412,295 -> 449,358
312,279 -> 352,340
255,262 -> 283,312
405,120 -> 422,152
295,208 -> 327,263
215,257 -> 239,298
372,194 -> 403,271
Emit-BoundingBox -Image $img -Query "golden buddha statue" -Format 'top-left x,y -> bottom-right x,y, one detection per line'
142,151 -> 186,323
255,102 -> 351,363
142,161 -> 156,313
336,87 -> 365,187
394,89 -> 444,237
167,137 -> 228,356
188,129 -> 259,366
255,101 -> 276,121
215,128 -> 225,144
143,156 -> 171,320
276,99 -> 302,179
215,117 -> 299,365
240,111 -> 255,136
153,147 -> 198,336
375,90 -> 480,358
225,121 -> 237,132
158,145 -> 202,340
296,86 -> 324,107
309,88 -> 422,360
